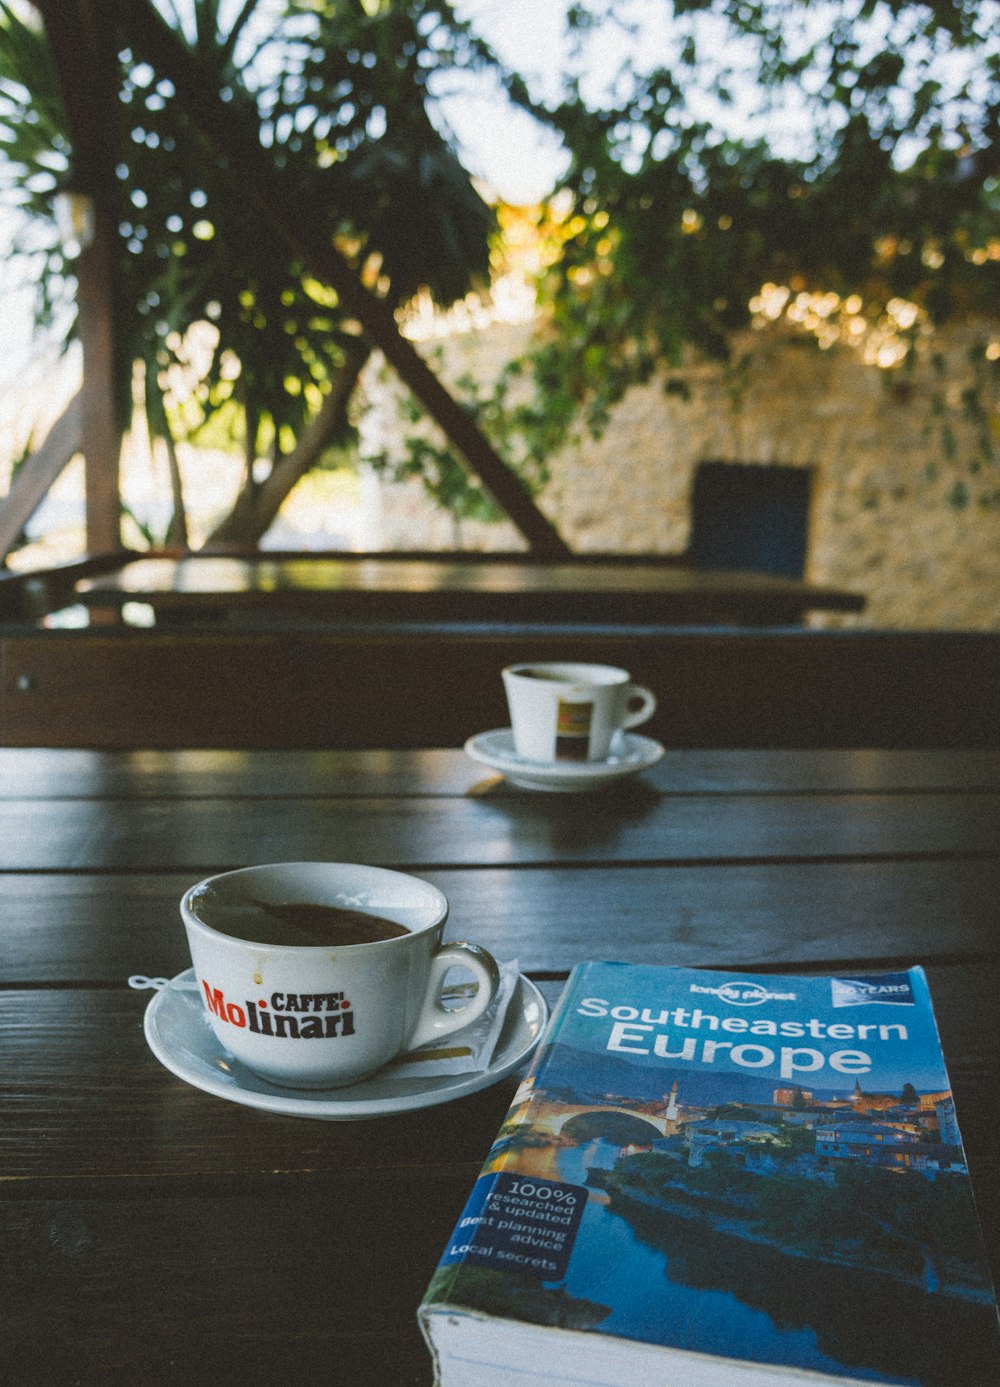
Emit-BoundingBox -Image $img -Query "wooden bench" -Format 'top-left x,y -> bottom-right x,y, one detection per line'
1,626 -> 996,749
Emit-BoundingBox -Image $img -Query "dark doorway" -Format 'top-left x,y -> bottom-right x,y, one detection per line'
689,462 -> 813,579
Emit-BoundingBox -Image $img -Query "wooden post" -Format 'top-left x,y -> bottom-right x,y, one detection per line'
75,202 -> 122,556
34,0 -> 123,556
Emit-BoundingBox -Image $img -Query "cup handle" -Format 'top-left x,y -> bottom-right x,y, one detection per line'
623,684 -> 657,729
406,942 -> 502,1050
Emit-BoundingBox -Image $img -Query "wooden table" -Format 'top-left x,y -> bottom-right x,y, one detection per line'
3,746 -> 997,1384
71,553 -> 865,625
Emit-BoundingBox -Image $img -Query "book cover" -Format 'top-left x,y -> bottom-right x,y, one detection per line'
419,962 -> 999,1386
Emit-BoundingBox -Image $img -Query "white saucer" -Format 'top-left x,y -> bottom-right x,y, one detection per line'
144,968 -> 548,1120
464,728 -> 665,792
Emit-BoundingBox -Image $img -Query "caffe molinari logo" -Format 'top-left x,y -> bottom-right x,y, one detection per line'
690,979 -> 797,1006
201,980 -> 355,1038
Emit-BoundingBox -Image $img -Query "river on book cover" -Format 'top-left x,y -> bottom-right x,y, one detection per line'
472,1037 -> 1000,1386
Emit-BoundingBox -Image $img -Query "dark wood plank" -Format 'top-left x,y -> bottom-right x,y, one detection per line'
3,859 -> 999,986
5,629 -> 997,750
2,747 -> 999,800
916,964 -> 1000,1296
0,747 -> 479,799
0,1174 -> 466,1386
0,987 -> 529,1185
651,749 -> 1000,795
0,790 -> 996,871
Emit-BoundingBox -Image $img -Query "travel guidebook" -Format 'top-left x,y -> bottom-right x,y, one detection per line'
419,962 -> 999,1386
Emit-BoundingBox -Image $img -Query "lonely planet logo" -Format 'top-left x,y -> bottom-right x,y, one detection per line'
690,979 -> 797,1006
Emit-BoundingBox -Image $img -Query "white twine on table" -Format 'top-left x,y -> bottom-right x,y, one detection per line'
128,974 -> 197,990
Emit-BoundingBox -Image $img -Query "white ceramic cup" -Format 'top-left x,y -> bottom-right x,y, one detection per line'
502,662 -> 657,763
180,862 -> 500,1089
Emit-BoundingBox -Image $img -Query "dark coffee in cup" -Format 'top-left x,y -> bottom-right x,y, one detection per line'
190,889 -> 410,947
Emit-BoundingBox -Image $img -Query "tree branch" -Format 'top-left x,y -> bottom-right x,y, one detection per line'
112,0 -> 572,556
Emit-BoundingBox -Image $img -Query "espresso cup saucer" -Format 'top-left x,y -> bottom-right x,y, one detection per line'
464,728 -> 665,792
144,968 -> 548,1121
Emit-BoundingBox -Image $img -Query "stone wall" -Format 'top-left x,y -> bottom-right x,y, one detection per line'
362,318 -> 1000,629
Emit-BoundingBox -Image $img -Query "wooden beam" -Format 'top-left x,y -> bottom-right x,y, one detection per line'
76,202 -> 122,555
33,1 -> 123,555
0,393 -> 82,563
114,0 -> 572,557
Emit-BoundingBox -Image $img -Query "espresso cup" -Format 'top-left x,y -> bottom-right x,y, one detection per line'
502,662 -> 657,763
181,862 -> 500,1089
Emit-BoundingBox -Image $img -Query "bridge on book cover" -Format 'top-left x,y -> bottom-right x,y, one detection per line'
530,1100 -> 672,1143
